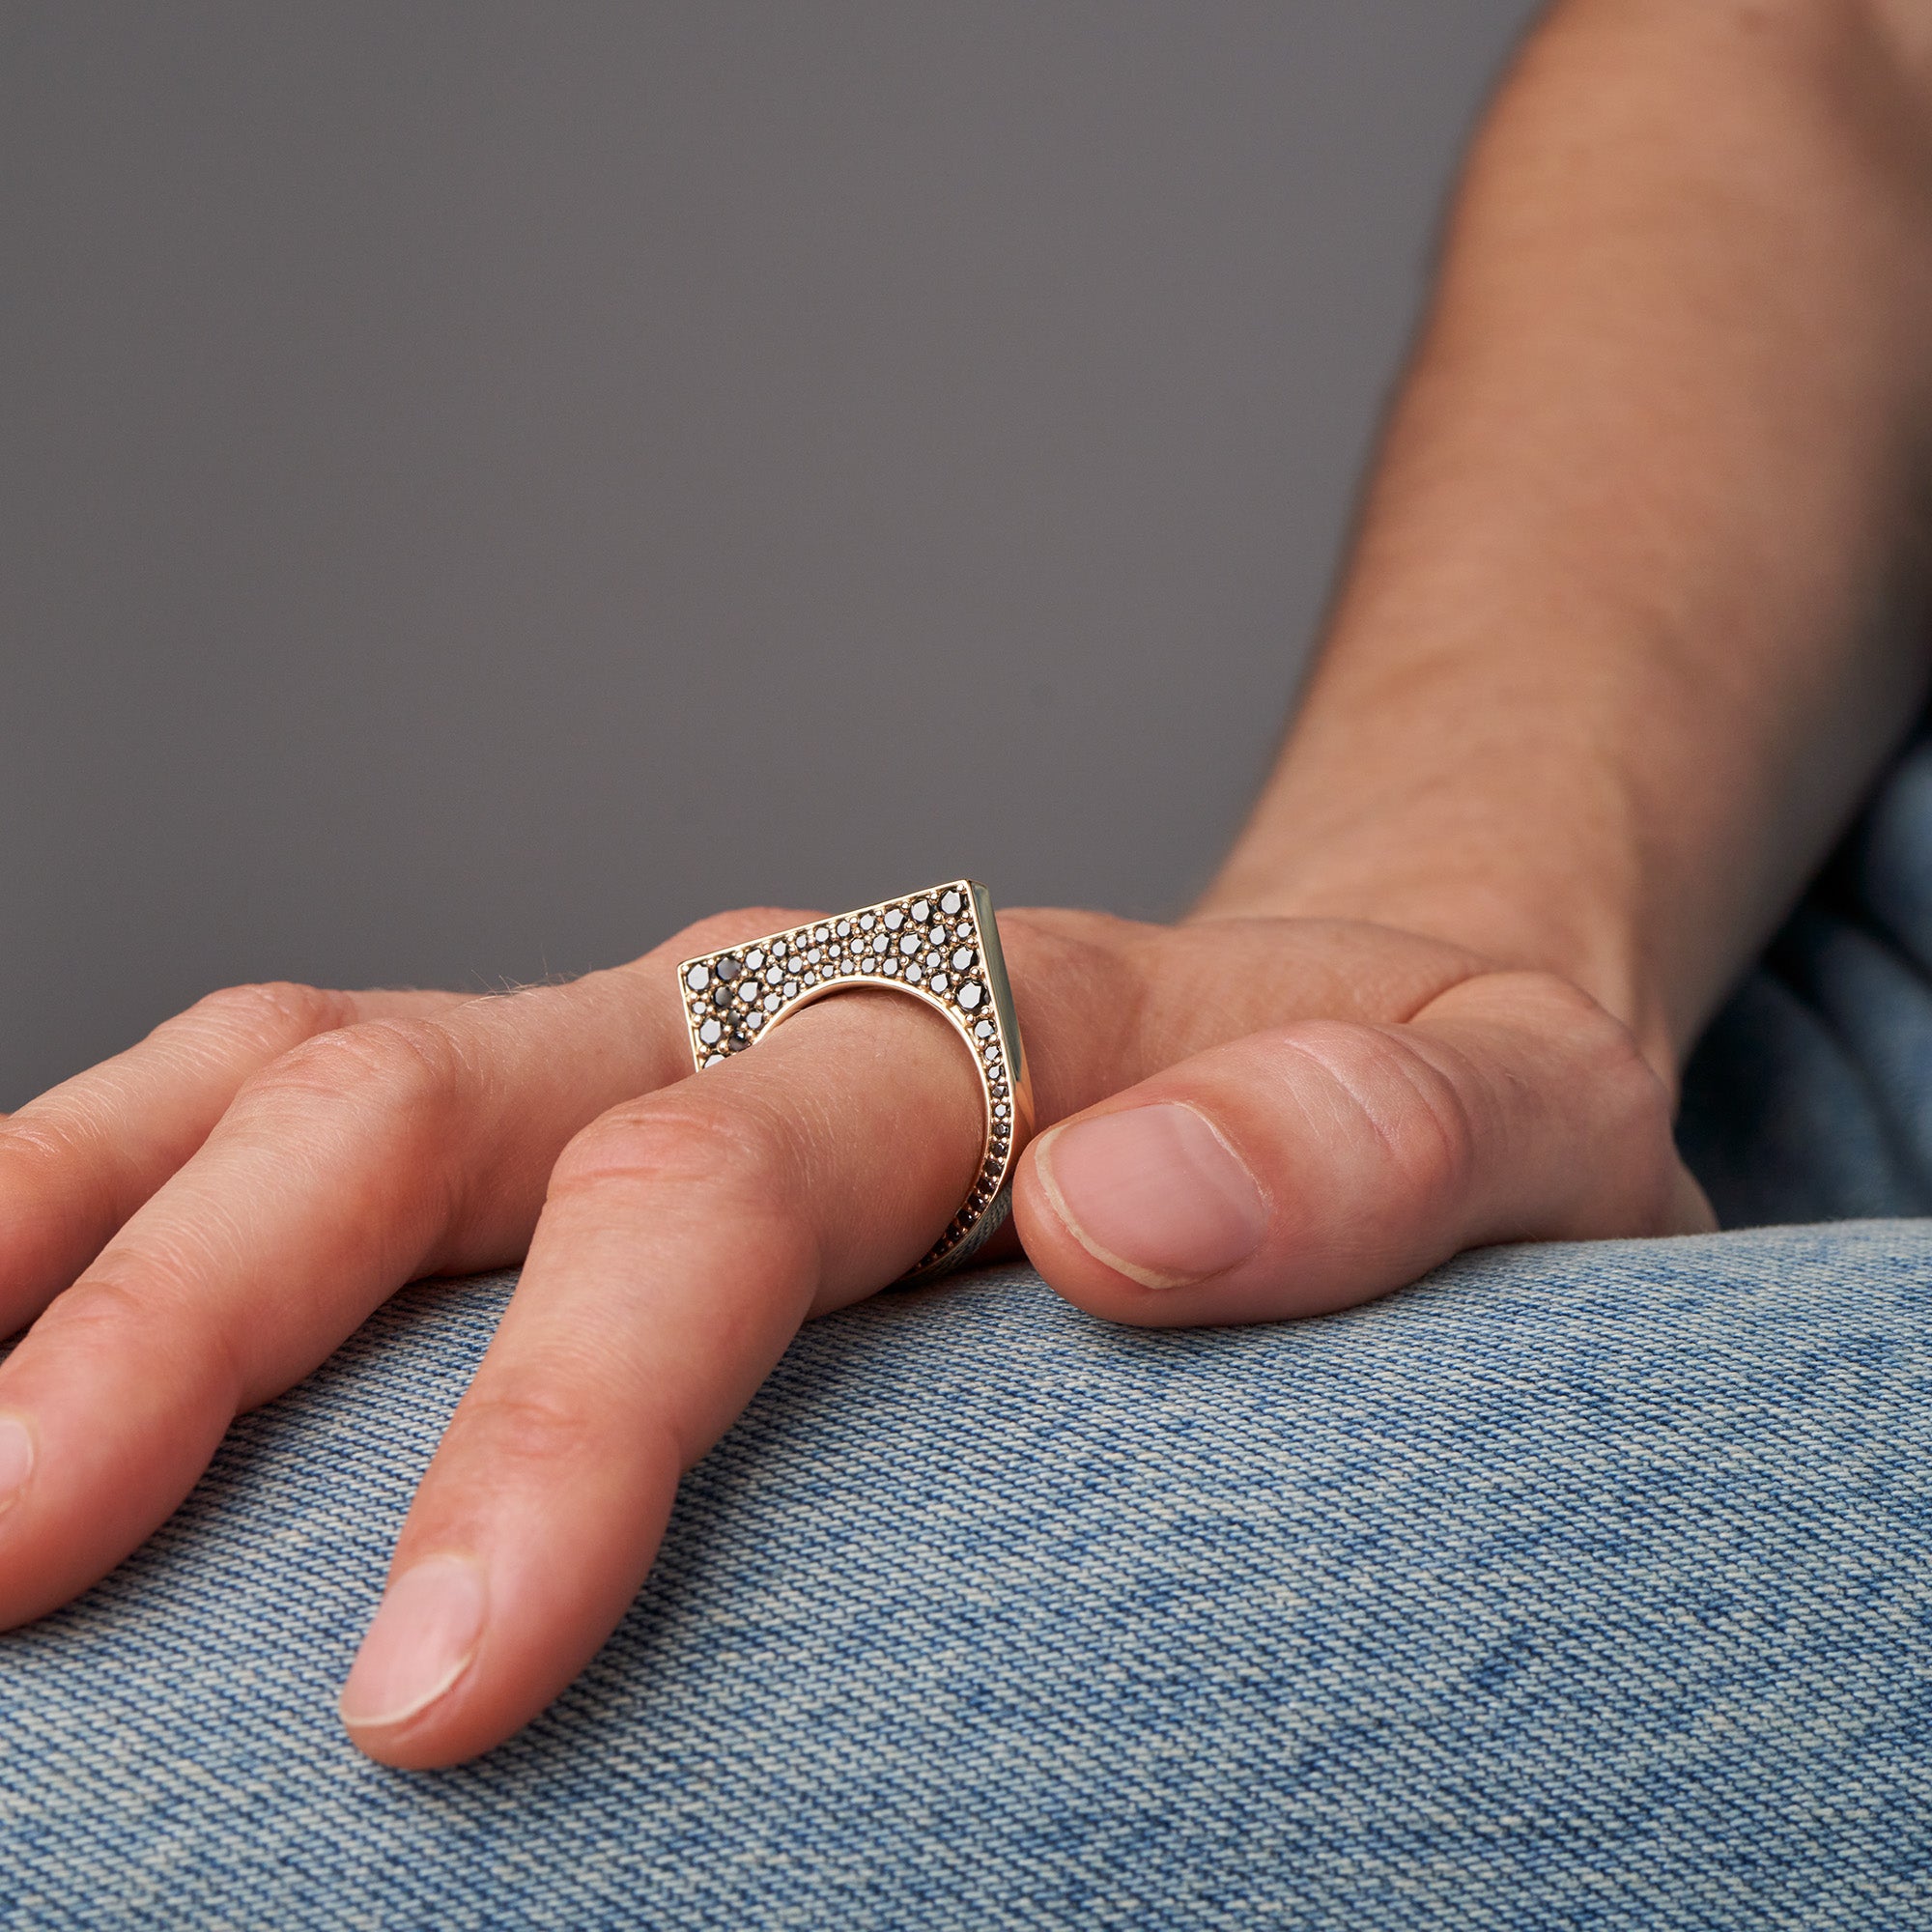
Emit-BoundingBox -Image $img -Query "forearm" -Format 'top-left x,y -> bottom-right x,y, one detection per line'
1200,0 -> 1932,1072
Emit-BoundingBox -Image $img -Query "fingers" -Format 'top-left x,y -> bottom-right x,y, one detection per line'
1013,970 -> 1716,1327
0,933 -> 766,1630
0,981 -> 462,1336
338,987 -> 983,1768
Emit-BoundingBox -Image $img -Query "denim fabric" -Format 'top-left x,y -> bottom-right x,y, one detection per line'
1681,740 -> 1932,1223
5,1226 -> 1932,1929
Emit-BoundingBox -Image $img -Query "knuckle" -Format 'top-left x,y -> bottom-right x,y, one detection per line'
34,1270 -> 242,1408
448,1381 -> 613,1471
0,1107 -> 75,1170
1482,968 -> 1616,1037
178,980 -> 351,1051
1470,969 -> 1691,1233
1491,970 -> 1673,1132
550,1097 -> 787,1205
240,1017 -> 465,1129
33,1271 -> 149,1349
1276,1018 -> 1480,1215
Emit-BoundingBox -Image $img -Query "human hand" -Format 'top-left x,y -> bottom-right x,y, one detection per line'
0,904 -> 1710,1765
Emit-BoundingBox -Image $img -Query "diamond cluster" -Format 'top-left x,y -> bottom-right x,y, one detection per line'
679,882 -> 1017,1272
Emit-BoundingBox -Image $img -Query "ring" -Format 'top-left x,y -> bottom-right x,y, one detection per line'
677,880 -> 1036,1280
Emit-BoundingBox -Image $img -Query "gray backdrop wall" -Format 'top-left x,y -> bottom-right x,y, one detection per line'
3,1 -> 1542,1108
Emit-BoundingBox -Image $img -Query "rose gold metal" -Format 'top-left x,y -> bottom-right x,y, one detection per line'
677,880 -> 1035,1280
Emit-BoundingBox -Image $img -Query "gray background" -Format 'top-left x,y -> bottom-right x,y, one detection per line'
2,1 -> 1540,1107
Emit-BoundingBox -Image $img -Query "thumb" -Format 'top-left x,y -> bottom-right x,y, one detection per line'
1010,971 -> 1714,1327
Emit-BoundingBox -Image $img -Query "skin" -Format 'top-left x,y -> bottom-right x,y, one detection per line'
5,0 -> 1932,1767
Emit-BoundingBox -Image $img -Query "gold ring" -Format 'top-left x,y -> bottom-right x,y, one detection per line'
677,880 -> 1035,1280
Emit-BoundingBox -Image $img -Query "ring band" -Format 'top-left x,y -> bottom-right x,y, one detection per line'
677,880 -> 1035,1280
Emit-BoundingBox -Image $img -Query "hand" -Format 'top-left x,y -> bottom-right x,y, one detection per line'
0,906 -> 1710,1765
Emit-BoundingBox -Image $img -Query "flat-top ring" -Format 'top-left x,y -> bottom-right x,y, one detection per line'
676,880 -> 1035,1280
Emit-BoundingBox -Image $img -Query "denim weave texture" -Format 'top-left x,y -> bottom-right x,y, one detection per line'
3,1226 -> 1931,1928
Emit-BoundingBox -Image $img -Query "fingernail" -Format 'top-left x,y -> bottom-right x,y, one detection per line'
0,1414 -> 34,1512
338,1553 -> 487,1729
1037,1102 -> 1267,1289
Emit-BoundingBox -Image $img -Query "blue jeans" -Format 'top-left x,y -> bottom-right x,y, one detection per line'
11,750 -> 1932,1928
